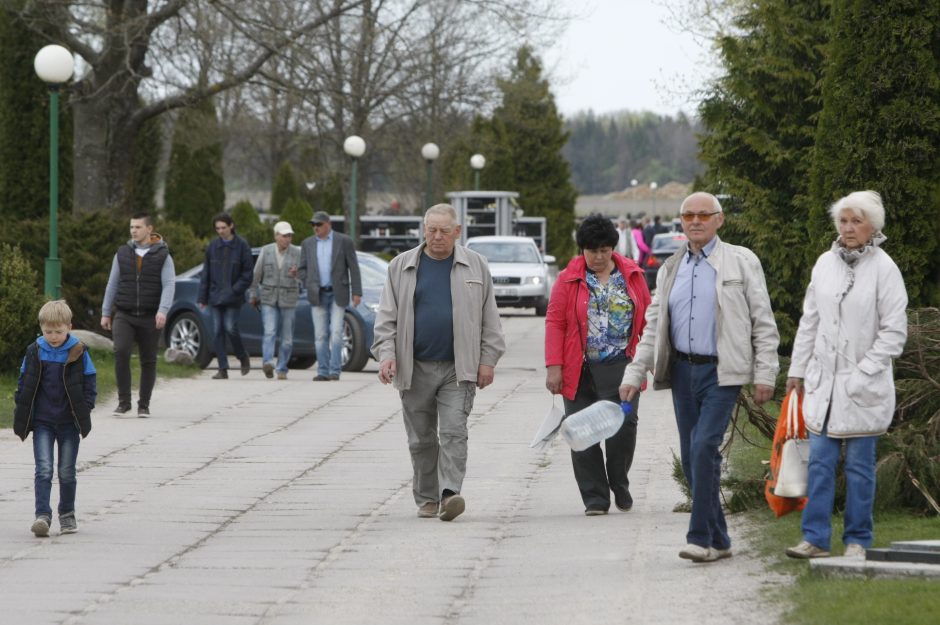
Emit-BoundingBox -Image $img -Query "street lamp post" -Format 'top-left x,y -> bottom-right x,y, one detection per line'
34,44 -> 74,299
470,154 -> 485,191
650,181 -> 658,214
421,142 -> 439,210
343,135 -> 366,243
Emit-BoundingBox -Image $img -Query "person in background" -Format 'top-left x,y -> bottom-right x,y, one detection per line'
620,192 -> 779,563
100,212 -> 175,417
372,204 -> 505,522
615,217 -> 636,260
785,191 -> 907,560
199,212 -> 254,379
250,221 -> 302,380
298,211 -> 362,381
14,300 -> 96,537
545,214 -> 651,515
631,219 -> 650,266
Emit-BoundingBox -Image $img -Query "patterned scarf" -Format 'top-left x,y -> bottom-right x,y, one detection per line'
831,231 -> 886,296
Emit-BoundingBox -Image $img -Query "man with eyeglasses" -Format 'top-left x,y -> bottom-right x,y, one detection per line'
298,211 -> 362,381
619,191 -> 779,563
372,204 -> 505,522
250,221 -> 301,380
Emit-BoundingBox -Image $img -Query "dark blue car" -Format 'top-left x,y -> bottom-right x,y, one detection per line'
164,250 -> 387,371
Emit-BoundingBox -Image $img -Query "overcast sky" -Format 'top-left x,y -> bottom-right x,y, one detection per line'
544,0 -> 719,117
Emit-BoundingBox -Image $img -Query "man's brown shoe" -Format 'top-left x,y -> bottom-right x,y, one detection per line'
439,494 -> 465,522
417,502 -> 439,518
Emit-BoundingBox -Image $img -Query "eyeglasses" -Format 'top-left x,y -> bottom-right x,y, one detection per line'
312,222 -> 324,227
278,232 -> 293,237
680,211 -> 721,223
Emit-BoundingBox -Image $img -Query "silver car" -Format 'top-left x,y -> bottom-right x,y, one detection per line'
465,235 -> 555,316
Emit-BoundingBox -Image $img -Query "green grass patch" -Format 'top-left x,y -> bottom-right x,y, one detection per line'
725,404 -> 940,625
1,345 -> 201,429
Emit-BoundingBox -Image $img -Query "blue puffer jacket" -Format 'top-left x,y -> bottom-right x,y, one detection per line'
198,235 -> 254,307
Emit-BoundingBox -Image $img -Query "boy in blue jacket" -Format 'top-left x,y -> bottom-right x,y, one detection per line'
13,300 -> 96,537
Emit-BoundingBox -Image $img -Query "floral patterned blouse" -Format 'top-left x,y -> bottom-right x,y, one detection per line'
585,267 -> 634,363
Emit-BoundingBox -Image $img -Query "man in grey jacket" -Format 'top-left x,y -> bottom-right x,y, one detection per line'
620,192 -> 779,563
298,211 -> 362,381
372,204 -> 505,522
250,221 -> 301,380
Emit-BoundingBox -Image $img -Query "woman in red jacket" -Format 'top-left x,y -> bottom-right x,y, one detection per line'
545,214 -> 651,515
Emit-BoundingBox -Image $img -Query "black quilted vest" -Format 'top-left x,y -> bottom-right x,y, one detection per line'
114,243 -> 169,316
13,342 -> 92,440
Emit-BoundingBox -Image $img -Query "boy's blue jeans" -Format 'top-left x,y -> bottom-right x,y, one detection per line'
33,421 -> 81,518
801,428 -> 878,550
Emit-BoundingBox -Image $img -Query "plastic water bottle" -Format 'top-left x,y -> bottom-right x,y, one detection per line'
561,400 -> 626,451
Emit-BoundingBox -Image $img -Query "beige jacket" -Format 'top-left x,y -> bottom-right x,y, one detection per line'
622,235 -> 780,390
371,243 -> 506,391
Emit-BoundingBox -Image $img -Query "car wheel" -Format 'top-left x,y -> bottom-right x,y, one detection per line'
534,298 -> 548,317
168,311 -> 211,369
341,312 -> 369,372
288,356 -> 316,370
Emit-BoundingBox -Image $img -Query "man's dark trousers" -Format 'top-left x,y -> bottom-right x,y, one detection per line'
112,311 -> 159,409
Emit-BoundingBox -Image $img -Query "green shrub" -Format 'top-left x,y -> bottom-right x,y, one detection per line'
270,161 -> 299,215
279,197 -> 314,244
0,244 -> 44,374
229,200 -> 267,247
157,219 -> 205,272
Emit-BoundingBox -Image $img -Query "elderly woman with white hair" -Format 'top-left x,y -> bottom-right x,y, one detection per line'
785,190 -> 908,559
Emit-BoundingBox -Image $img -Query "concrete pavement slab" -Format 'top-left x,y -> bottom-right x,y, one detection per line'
1,314 -> 786,625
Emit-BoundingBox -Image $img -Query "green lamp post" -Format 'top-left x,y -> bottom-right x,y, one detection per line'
421,142 -> 439,210
34,44 -> 74,300
343,135 -> 366,243
470,153 -> 485,191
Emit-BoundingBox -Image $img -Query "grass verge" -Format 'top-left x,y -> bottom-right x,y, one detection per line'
726,406 -> 940,625
0,346 -> 201,429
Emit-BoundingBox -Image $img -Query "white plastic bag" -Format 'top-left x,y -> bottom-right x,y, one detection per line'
530,398 -> 565,449
774,390 -> 809,498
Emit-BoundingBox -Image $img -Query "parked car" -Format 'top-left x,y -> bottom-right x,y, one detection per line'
465,235 -> 555,316
644,232 -> 688,291
164,250 -> 388,371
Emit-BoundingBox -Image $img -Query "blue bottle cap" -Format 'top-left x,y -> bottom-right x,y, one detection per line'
621,400 -> 632,414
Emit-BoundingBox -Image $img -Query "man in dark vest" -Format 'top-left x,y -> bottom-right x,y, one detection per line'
101,213 -> 176,417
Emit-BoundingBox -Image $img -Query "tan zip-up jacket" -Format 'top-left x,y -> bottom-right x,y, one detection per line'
371,243 -> 505,391
622,235 -> 780,390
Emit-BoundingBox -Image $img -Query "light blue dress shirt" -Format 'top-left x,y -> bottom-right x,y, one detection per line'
317,231 -> 333,288
668,236 -> 718,356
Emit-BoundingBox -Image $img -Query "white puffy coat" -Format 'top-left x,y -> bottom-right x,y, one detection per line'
788,246 -> 908,438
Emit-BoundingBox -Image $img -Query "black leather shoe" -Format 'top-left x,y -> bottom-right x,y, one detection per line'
240,358 -> 251,376
614,489 -> 633,512
212,369 -> 228,380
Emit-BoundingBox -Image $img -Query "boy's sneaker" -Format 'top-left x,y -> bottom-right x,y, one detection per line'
31,516 -> 51,537
59,512 -> 78,535
113,403 -> 132,415
138,406 -> 150,418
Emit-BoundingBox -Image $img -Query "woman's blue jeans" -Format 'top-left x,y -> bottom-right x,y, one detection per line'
33,421 -> 81,518
801,428 -> 878,550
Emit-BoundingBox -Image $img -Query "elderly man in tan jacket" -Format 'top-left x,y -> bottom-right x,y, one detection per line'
372,204 -> 505,522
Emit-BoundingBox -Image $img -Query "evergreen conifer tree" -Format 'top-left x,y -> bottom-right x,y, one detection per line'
271,161 -> 299,216
697,0 -> 830,345
0,1 -> 72,219
279,197 -> 315,244
809,0 -> 940,305
230,200 -> 265,247
163,98 -> 225,238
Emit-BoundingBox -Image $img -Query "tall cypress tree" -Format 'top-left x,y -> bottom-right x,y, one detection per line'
163,97 -> 225,238
470,46 -> 578,263
809,0 -> 940,306
697,0 -> 830,346
0,0 -> 73,219
270,161 -> 299,216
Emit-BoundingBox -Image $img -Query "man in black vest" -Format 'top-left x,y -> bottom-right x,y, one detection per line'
101,213 -> 176,417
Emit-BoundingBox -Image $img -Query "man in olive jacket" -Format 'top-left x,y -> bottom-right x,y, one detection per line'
250,221 -> 302,379
372,204 -> 505,522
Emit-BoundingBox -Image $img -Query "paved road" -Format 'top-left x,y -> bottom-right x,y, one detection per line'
0,313 -> 785,625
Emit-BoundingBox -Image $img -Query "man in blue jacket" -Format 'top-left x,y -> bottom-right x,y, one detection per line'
198,212 -> 254,379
